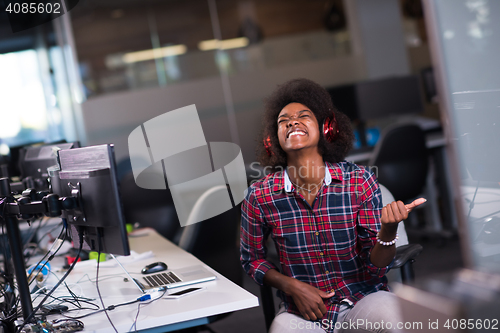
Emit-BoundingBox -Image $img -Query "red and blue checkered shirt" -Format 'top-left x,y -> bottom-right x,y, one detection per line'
240,161 -> 392,329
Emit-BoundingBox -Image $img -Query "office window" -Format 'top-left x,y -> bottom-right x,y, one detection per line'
427,0 -> 500,273
0,49 -> 63,148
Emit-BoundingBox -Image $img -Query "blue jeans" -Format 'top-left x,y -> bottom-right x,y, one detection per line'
269,291 -> 403,333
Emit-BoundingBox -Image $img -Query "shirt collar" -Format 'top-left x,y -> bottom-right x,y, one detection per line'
283,163 -> 333,193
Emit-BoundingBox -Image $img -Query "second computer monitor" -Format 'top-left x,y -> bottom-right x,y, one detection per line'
54,144 -> 130,256
20,142 -> 80,191
356,75 -> 424,120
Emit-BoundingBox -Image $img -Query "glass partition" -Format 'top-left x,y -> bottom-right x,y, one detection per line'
0,12 -> 83,170
0,49 -> 53,146
69,0 -> 351,98
424,0 -> 500,273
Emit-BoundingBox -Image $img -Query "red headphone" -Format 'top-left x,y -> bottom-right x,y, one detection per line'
264,110 -> 339,156
323,111 -> 339,142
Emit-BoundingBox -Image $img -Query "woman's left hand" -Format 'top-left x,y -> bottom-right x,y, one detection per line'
381,198 -> 426,226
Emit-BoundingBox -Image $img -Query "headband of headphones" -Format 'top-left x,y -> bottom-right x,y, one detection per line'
264,109 -> 339,156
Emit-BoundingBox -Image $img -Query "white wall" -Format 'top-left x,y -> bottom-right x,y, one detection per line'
344,0 -> 410,79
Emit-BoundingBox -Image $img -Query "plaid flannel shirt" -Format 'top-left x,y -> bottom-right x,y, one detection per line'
240,161 -> 393,330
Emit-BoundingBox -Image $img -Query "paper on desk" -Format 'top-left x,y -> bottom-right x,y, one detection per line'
74,250 -> 155,269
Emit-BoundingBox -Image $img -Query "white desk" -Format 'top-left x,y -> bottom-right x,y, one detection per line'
36,228 -> 259,332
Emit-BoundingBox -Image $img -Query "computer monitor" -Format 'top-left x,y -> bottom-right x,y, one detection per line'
356,75 -> 424,120
20,142 -> 80,191
0,141 -> 44,179
52,144 -> 130,256
328,76 -> 424,149
327,84 -> 359,121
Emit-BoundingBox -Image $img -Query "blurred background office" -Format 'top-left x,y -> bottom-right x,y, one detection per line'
1,0 -> 500,332
0,0 -> 440,165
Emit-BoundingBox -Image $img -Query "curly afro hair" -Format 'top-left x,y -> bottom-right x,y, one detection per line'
257,78 -> 354,170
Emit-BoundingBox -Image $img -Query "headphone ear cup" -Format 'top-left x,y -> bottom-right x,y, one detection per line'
264,135 -> 273,156
323,113 -> 339,143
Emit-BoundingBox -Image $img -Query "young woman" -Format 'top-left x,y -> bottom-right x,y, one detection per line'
240,79 -> 425,333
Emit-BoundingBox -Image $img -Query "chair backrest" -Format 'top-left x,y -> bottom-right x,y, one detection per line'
119,172 -> 182,242
369,124 -> 428,203
379,183 -> 421,286
178,185 -> 243,287
379,184 -> 408,246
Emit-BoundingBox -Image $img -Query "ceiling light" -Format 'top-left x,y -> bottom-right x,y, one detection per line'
123,45 -> 187,64
198,37 -> 249,51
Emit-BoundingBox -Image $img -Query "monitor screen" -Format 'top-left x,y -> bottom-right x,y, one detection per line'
356,75 -> 424,120
53,144 -> 130,256
20,142 -> 80,191
0,141 -> 45,179
1,145 -> 22,178
327,84 -> 359,121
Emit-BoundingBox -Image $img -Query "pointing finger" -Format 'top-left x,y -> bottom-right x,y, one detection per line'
320,291 -> 335,299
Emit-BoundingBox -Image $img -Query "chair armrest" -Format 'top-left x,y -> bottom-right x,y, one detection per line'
393,244 -> 423,268
260,284 -> 276,331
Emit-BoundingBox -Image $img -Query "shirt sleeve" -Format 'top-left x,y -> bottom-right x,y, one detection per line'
240,186 -> 279,285
356,169 -> 394,278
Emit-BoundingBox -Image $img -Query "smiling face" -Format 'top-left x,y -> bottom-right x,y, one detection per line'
277,102 -> 321,155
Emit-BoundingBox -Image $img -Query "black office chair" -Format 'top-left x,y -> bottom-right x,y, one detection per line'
119,171 -> 182,243
368,123 -> 428,203
178,206 -> 243,287
366,124 -> 427,284
177,185 -> 243,332
378,184 -> 423,284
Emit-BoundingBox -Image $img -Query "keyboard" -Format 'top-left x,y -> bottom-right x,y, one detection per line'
143,271 -> 182,287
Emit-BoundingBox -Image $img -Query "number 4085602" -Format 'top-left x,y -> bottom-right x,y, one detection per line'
443,319 -> 499,330
5,2 -> 61,14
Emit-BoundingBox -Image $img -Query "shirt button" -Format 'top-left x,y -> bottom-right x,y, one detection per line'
325,271 -> 329,274
331,289 -> 335,294
320,252 -> 324,256
315,232 -> 319,236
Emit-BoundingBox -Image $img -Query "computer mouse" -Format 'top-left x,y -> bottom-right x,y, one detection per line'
141,261 -> 168,274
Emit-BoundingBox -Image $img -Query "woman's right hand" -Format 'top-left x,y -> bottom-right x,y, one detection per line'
287,279 -> 335,321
